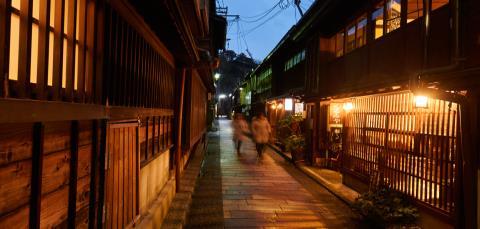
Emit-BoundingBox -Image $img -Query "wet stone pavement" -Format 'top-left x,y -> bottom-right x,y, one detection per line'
186,119 -> 354,228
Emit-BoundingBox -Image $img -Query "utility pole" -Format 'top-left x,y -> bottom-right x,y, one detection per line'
294,0 -> 304,17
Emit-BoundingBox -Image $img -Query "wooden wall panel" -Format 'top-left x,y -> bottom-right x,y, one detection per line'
0,159 -> 32,216
105,121 -> 139,228
0,123 -> 33,166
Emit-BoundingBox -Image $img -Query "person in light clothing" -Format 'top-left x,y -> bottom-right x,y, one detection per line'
251,112 -> 271,157
232,113 -> 249,154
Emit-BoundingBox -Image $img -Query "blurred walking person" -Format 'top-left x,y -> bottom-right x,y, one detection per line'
251,112 -> 271,157
232,113 -> 249,154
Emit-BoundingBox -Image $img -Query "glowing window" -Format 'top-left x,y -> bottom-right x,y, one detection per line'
8,14 -> 20,80
432,0 -> 449,10
356,17 -> 367,48
386,0 -> 402,33
335,31 -> 344,57
346,25 -> 356,53
30,24 -> 39,83
407,0 -> 423,23
372,3 -> 384,39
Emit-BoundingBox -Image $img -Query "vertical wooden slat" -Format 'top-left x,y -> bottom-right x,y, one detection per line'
35,0 -> 49,99
0,0 -> 7,97
30,122 -> 44,229
112,128 -> 119,229
123,127 -> 128,226
449,109 -> 456,213
52,0 -> 64,100
84,0 -> 95,101
124,26 -> 131,106
16,0 -> 32,98
67,120 -> 79,228
117,20 -> 127,106
76,0 -> 86,100
94,119 -> 107,229
132,32 -> 139,107
135,123 -> 140,217
88,120 -> 98,229
65,0 -> 76,100
94,0 -> 104,104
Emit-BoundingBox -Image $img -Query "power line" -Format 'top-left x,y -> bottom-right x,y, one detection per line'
243,8 -> 284,36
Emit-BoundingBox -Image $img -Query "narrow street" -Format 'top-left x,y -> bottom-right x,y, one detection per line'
186,119 -> 354,228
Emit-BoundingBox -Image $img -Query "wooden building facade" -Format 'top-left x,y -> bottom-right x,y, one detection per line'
0,0 -> 225,228
245,0 -> 480,227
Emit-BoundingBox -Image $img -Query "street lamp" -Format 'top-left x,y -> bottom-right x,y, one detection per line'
214,73 -> 221,80
414,95 -> 428,108
218,94 -> 227,99
343,102 -> 354,112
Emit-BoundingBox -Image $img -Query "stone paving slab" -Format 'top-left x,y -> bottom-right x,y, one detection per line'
185,119 -> 355,228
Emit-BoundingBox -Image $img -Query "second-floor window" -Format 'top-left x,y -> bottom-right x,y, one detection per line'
284,50 -> 306,71
331,0 -> 449,58
372,2 -> 385,39
386,0 -> 402,33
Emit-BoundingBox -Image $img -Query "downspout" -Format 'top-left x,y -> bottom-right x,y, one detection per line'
415,0 -> 461,89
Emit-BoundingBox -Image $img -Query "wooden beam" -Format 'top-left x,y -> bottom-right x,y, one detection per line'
0,0 -> 7,97
29,122 -> 44,229
36,0 -> 50,99
88,120 -> 99,229
85,0 -> 96,101
94,0 -> 105,104
52,0 -> 64,100
76,0 -> 86,101
67,121 -> 79,228
0,98 -> 107,122
175,68 -> 186,192
17,0 -> 32,98
96,119 -> 107,229
65,0 -> 76,100
108,106 -> 174,120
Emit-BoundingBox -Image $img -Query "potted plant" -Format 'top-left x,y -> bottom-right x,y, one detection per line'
284,134 -> 306,162
277,114 -> 305,162
352,185 -> 420,228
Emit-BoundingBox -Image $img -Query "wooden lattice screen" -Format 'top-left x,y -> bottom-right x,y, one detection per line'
343,91 -> 459,216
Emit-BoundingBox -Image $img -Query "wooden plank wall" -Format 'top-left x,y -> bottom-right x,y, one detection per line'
185,70 -> 207,148
104,121 -> 139,229
0,120 -> 101,228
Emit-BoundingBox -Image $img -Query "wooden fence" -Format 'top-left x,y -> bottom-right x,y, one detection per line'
343,91 -> 459,217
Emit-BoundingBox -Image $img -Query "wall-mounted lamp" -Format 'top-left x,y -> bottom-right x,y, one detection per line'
285,98 -> 293,111
414,95 -> 428,108
271,103 -> 277,109
343,102 -> 353,112
214,73 -> 221,80
277,103 -> 284,109
218,94 -> 227,99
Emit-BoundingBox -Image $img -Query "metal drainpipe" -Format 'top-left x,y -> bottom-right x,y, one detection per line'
415,0 -> 461,90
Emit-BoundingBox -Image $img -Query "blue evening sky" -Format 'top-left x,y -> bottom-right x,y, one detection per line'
222,0 -> 314,61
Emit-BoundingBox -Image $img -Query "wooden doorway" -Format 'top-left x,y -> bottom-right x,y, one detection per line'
104,121 -> 140,228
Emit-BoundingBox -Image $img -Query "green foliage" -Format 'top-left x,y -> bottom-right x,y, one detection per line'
285,134 -> 306,153
352,187 -> 419,228
277,114 -> 304,136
